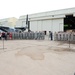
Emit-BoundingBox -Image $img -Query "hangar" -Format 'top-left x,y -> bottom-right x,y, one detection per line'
16,7 -> 75,34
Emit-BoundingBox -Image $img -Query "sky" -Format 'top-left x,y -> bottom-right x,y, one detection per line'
0,0 -> 75,19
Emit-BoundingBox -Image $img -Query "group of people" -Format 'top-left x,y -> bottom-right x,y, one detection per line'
0,31 -> 53,40
0,32 -> 12,40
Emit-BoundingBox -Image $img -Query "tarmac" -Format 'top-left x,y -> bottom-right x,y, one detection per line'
0,40 -> 75,75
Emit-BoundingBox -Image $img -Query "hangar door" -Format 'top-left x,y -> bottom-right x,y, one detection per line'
42,19 -> 63,33
30,21 -> 38,31
30,18 -> 64,33
30,20 -> 52,33
52,19 -> 63,33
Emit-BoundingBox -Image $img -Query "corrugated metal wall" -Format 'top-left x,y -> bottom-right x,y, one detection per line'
30,18 -> 64,34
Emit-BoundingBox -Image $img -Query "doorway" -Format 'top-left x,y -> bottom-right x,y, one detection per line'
64,14 -> 75,31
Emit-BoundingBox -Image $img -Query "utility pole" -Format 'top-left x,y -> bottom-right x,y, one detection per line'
26,14 -> 30,32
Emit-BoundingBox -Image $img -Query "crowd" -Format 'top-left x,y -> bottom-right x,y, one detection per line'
0,31 -> 54,41
0,32 -> 12,40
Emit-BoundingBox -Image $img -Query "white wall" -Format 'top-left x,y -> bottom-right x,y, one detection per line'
30,21 -> 38,31
52,19 -> 63,33
30,18 -> 64,34
42,20 -> 52,33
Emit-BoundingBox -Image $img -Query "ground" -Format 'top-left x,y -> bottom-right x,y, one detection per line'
0,40 -> 75,75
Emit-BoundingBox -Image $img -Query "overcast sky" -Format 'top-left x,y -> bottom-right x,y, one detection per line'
0,0 -> 75,19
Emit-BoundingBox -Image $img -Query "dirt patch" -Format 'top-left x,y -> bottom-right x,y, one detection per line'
48,47 -> 75,52
15,47 -> 45,60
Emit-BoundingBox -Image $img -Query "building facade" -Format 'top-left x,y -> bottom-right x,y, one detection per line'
0,7 -> 75,34
17,7 -> 75,34
0,17 -> 18,28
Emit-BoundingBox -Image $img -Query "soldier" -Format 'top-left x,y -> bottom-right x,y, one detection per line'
4,32 -> 7,40
1,32 -> 6,40
62,33 -> 64,41
49,31 -> 53,40
30,32 -> 33,39
40,32 -> 42,40
29,32 -> 31,39
32,31 -> 35,39
41,31 -> 44,40
42,31 -> 45,40
73,32 -> 75,41
35,31 -> 38,40
24,32 -> 26,39
49,31 -> 51,40
54,32 -> 57,41
50,31 -> 53,40
25,32 -> 27,39
38,31 -> 41,40
9,33 -> 12,40
22,32 -> 25,39
0,32 -> 1,40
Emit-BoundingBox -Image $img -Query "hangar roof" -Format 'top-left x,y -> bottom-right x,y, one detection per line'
19,7 -> 75,20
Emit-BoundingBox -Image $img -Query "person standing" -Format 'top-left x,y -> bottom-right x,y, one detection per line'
9,33 -> 12,40
1,32 -> 6,40
49,31 -> 51,40
0,32 -> 2,40
50,31 -> 53,40
5,32 -> 7,40
49,31 -> 53,40
35,31 -> 38,40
